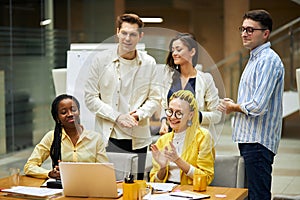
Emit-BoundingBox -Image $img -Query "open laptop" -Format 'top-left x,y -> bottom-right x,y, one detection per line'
59,162 -> 123,198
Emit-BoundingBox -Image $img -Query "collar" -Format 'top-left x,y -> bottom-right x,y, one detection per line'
61,128 -> 92,141
173,131 -> 186,143
112,45 -> 143,66
250,41 -> 271,60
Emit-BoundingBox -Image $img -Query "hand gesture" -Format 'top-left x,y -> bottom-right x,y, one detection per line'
116,113 -> 138,128
130,110 -> 139,121
159,120 -> 169,135
217,98 -> 235,114
163,141 -> 180,162
48,164 -> 60,179
150,144 -> 168,168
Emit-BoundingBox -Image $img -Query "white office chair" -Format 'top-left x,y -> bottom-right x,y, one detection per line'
52,68 -> 67,96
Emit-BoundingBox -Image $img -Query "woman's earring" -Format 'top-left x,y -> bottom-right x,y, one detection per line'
187,120 -> 192,127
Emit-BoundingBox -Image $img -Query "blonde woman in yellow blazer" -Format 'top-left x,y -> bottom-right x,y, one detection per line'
150,90 -> 215,185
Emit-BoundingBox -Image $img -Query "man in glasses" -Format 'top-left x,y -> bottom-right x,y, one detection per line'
84,13 -> 161,180
218,9 -> 284,200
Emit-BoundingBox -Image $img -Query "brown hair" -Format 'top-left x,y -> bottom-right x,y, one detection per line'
243,9 -> 273,32
166,33 -> 199,71
116,13 -> 144,33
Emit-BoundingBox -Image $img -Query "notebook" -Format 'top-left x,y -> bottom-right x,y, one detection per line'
59,162 -> 123,198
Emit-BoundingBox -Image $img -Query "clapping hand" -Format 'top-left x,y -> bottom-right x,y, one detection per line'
151,141 -> 180,169
151,144 -> 168,168
163,142 -> 180,162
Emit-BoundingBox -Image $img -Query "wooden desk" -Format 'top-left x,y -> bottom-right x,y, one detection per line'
177,185 -> 248,200
0,176 -> 248,200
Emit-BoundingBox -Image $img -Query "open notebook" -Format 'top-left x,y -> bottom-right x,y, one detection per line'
59,162 -> 123,198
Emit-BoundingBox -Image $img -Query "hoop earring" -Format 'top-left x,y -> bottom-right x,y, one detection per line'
187,120 -> 192,127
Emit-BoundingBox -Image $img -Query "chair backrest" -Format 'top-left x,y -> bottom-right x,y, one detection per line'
52,68 -> 67,96
210,155 -> 246,188
106,152 -> 138,181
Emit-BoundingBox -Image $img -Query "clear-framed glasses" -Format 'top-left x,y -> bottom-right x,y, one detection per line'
165,108 -> 183,119
239,26 -> 267,35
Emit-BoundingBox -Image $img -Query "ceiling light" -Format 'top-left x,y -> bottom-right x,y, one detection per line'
40,19 -> 52,26
140,17 -> 163,23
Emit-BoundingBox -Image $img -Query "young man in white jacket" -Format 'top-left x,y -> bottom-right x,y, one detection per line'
84,13 -> 161,180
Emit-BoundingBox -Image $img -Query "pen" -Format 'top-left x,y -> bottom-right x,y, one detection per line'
170,194 -> 193,199
152,189 -> 167,194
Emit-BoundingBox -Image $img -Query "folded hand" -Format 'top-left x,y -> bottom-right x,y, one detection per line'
116,113 -> 138,128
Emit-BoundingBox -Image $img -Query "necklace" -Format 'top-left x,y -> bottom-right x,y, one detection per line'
173,131 -> 186,153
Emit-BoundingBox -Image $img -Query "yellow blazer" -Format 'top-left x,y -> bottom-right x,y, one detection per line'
150,127 -> 215,185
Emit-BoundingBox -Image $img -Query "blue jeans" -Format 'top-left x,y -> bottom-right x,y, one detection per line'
238,143 -> 275,200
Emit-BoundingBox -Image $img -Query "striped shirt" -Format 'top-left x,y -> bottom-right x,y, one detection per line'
233,41 -> 285,154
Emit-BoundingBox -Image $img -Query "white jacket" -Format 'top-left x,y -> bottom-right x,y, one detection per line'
84,47 -> 161,149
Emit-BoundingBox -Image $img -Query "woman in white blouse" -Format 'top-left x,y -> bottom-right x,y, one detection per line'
159,33 -> 222,142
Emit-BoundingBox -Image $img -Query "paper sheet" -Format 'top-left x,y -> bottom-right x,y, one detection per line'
151,190 -> 210,200
2,186 -> 63,197
147,182 -> 178,192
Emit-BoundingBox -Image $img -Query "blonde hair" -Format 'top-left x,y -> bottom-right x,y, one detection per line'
169,90 -> 199,149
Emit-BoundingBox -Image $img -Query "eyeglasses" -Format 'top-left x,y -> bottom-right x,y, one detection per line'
165,108 -> 183,119
239,27 -> 267,35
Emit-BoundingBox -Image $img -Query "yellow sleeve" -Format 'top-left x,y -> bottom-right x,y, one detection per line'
95,134 -> 109,163
23,131 -> 53,179
194,128 -> 215,185
149,134 -> 172,183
